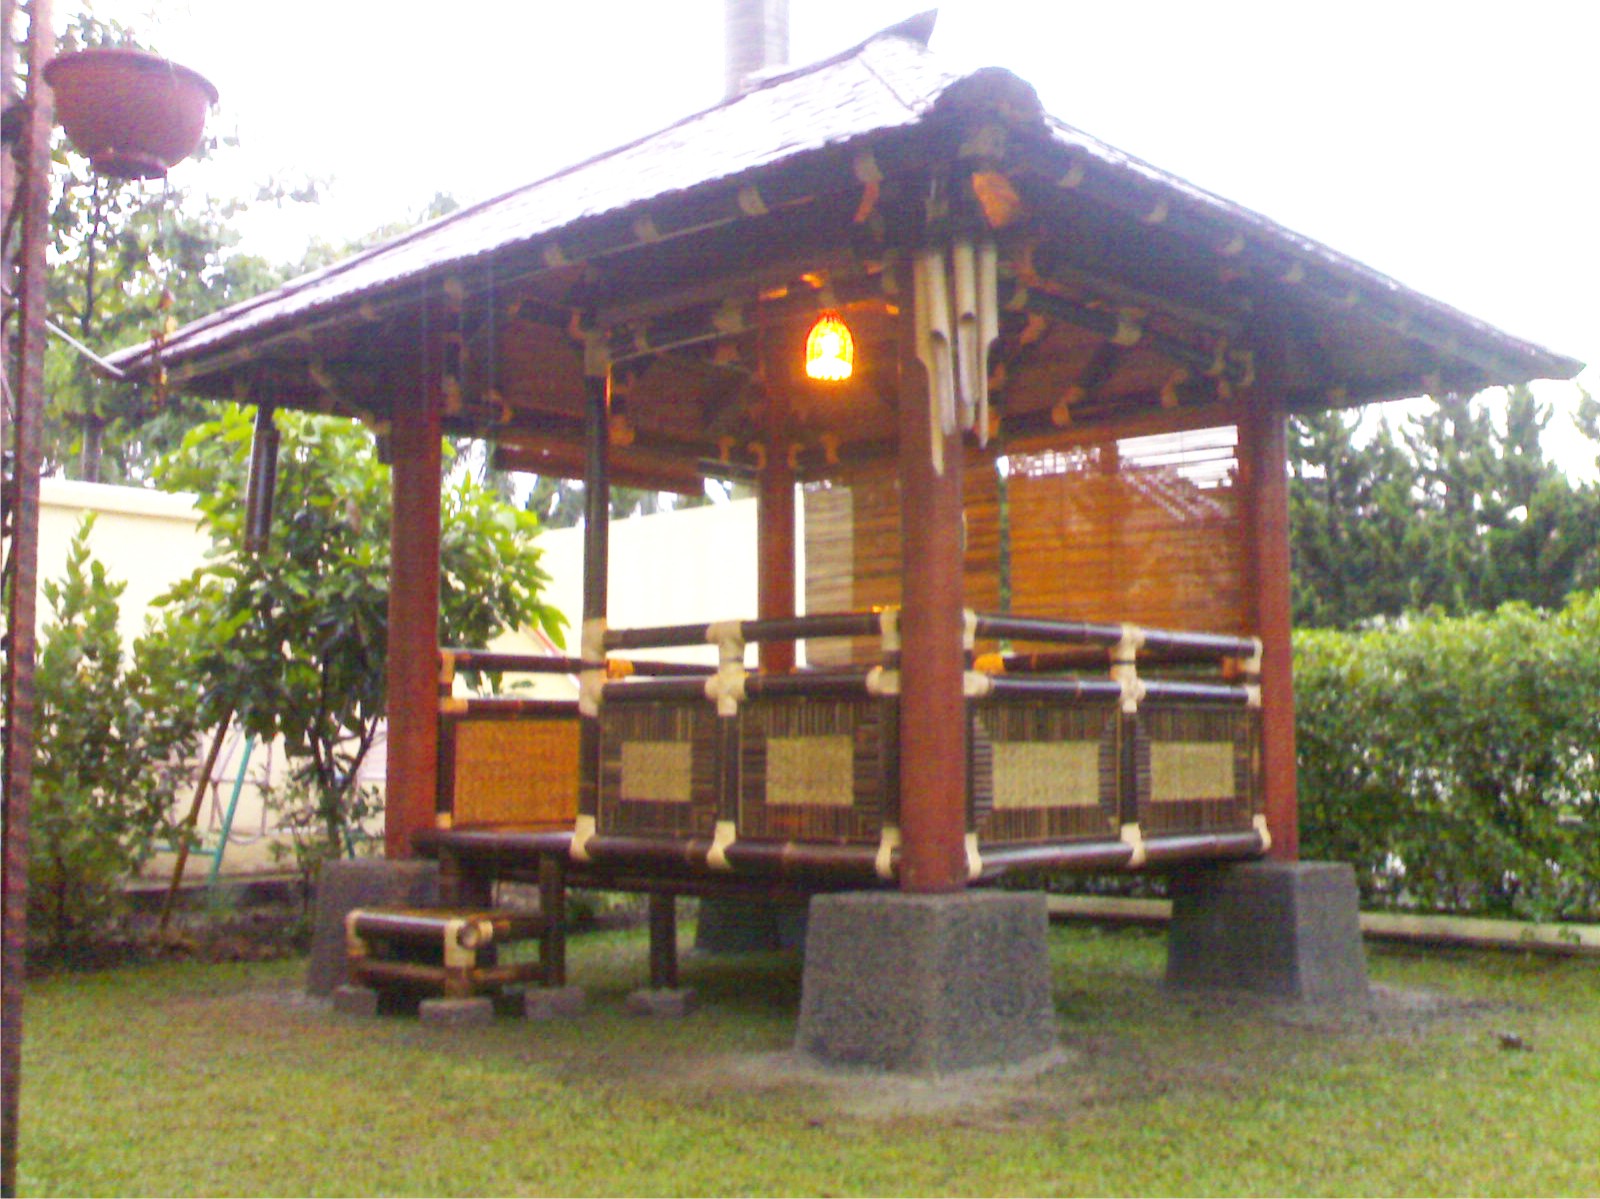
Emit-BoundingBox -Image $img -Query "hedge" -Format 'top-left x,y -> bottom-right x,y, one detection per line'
1295,591 -> 1600,921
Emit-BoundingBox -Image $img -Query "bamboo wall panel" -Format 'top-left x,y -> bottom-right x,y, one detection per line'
1008,428 -> 1245,634
803,459 -> 1002,666
969,701 -> 1121,843
1134,704 -> 1258,834
599,701 -> 719,836
443,714 -> 579,828
736,696 -> 892,842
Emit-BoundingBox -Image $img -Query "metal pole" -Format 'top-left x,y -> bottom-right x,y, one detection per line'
3,1 -> 55,1192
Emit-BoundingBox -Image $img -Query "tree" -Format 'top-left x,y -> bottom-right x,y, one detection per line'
41,12 -> 315,483
1288,385 -> 1600,627
154,406 -> 564,864
30,518 -> 202,949
1288,411 -> 1422,627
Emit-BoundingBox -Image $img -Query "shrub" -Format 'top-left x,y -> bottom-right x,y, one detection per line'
1296,592 -> 1600,921
29,517 -> 202,949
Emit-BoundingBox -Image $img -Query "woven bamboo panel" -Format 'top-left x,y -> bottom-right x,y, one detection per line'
803,459 -> 1002,666
1134,704 -> 1258,835
1007,429 -> 1245,634
970,701 -> 1120,843
599,700 -> 719,836
737,696 -> 891,842
446,715 -> 579,828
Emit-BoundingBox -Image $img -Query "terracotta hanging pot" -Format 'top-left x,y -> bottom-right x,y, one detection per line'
43,48 -> 218,180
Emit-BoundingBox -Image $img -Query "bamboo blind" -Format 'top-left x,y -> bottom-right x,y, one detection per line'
803,459 -> 1002,666
1007,426 -> 1245,633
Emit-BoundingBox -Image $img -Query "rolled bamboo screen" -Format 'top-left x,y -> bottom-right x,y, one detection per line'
803,458 -> 1002,665
1006,426 -> 1245,634
802,425 -> 1245,653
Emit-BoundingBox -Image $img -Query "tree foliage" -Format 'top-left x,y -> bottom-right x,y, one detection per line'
41,12 -> 315,483
30,518 -> 203,949
154,407 -> 564,862
1290,386 -> 1600,627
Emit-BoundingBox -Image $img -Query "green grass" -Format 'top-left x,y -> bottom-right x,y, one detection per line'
16,925 -> 1600,1196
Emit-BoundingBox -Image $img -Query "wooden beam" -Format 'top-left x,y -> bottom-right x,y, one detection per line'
758,383 -> 797,673
895,294 -> 970,893
383,306 -> 445,858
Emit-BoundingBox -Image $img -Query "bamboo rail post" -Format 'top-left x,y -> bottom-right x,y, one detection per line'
157,709 -> 235,935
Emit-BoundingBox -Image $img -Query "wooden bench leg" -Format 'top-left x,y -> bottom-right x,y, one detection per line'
648,892 -> 678,991
438,848 -> 493,908
538,852 -> 568,988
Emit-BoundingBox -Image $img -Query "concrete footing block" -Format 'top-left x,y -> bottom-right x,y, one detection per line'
419,996 -> 495,1027
305,858 -> 440,997
331,984 -> 379,1017
1166,860 -> 1369,1004
796,890 -> 1058,1075
524,986 -> 587,1021
624,988 -> 697,1018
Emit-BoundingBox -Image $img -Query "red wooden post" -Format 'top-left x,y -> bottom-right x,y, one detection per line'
383,311 -> 445,858
895,304 -> 969,893
758,385 -> 796,673
1240,391 -> 1299,861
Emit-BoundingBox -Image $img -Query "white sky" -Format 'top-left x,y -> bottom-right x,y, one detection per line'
74,0 -> 1600,468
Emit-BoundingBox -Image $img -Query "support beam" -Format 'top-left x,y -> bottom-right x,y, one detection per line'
758,385 -> 796,673
383,316 -> 445,858
575,354 -> 611,846
1239,390 -> 1298,861
895,299 -> 969,893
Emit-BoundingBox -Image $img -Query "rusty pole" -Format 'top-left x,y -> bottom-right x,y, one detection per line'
3,0 -> 55,1191
894,295 -> 970,893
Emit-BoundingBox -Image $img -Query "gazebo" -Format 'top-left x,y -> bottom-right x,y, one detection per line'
106,14 -> 1581,1069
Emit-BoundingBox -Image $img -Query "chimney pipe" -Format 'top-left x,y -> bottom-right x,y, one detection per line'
725,0 -> 789,99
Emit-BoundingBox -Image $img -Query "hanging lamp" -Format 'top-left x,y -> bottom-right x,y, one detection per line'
805,311 -> 854,381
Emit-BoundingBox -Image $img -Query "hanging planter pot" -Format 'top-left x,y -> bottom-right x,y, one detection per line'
43,48 -> 218,180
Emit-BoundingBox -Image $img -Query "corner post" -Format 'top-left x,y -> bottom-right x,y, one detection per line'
383,303 -> 445,858
1239,389 -> 1298,861
895,272 -> 969,893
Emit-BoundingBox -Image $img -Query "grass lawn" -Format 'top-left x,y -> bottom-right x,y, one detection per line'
15,922 -> 1600,1196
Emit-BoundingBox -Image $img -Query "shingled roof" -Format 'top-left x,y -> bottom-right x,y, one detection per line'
108,13 -> 1582,447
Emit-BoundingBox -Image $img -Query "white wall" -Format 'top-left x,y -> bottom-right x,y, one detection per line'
38,478 -> 209,646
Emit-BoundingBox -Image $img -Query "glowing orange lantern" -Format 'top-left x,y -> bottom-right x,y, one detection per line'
805,311 -> 854,382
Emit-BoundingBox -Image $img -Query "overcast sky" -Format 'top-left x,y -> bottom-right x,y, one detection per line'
74,0 -> 1600,465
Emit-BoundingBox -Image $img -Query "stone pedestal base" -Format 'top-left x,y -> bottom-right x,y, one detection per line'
1166,861 -> 1368,1004
796,891 -> 1058,1075
420,996 -> 494,1027
331,984 -> 378,1017
305,858 -> 440,997
625,988 -> 697,1018
524,986 -> 587,1021
693,898 -> 807,954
